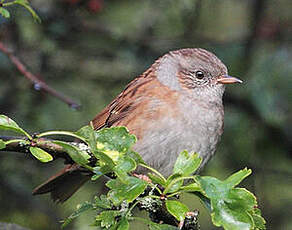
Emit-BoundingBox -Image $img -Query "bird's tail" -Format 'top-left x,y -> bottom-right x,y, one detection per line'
32,164 -> 91,203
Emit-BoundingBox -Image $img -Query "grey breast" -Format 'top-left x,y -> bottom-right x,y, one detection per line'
134,96 -> 224,176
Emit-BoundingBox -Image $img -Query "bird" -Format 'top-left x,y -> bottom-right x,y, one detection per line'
33,48 -> 242,202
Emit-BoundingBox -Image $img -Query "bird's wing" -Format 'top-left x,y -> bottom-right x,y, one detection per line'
92,69 -> 156,131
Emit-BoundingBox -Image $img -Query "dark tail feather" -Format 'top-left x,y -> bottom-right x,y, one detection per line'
33,164 -> 91,203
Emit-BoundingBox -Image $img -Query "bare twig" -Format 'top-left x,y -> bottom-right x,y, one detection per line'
0,42 -> 81,109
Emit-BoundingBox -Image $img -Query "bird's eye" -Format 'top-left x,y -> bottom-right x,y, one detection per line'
195,71 -> 204,79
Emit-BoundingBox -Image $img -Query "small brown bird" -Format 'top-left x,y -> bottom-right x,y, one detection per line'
33,48 -> 242,202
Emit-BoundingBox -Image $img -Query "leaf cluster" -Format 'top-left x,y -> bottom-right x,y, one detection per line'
0,115 -> 266,230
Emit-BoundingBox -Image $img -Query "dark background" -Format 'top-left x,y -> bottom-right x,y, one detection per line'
0,0 -> 291,229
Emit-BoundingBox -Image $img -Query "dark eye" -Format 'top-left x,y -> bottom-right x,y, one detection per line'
195,71 -> 204,79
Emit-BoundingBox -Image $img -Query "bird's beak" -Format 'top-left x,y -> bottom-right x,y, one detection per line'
217,75 -> 243,84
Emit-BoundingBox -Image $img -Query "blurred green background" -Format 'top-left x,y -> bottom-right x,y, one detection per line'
0,0 -> 291,229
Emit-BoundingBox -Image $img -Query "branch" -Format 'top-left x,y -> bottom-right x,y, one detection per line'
0,42 -> 81,109
0,135 -> 74,164
1,136 -> 201,229
1,135 -> 201,229
140,194 -> 200,229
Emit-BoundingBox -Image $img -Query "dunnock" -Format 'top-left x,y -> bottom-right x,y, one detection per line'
33,48 -> 242,202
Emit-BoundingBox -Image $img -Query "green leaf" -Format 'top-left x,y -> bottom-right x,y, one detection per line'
173,151 -> 202,176
0,8 -> 10,18
107,177 -> 148,206
0,139 -> 6,149
164,174 -> 184,194
127,150 -> 145,164
180,183 -> 201,192
195,168 -> 265,230
148,173 -> 166,186
117,217 -> 129,230
91,127 -> 138,172
250,208 -> 266,230
98,151 -> 116,169
75,125 -> 97,150
77,126 -> 140,173
116,156 -> 136,172
62,202 -> 94,228
96,210 -> 120,229
29,147 -> 53,163
53,141 -> 90,166
14,0 -> 41,23
0,115 -> 31,139
165,200 -> 189,221
224,168 -> 252,188
95,127 -> 137,159
94,195 -> 112,209
114,156 -> 136,182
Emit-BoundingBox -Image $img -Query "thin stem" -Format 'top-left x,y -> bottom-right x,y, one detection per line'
148,195 -> 161,199
3,1 -> 17,7
152,184 -> 163,195
127,200 -> 140,215
164,176 -> 196,194
0,42 -> 80,109
21,130 -> 33,140
145,181 -> 162,195
37,131 -> 86,142
167,191 -> 182,198
5,139 -> 27,145
83,164 -> 93,171
139,163 -> 166,183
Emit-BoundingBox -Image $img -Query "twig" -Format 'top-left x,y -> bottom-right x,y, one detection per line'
0,41 -> 81,109
0,135 -> 74,164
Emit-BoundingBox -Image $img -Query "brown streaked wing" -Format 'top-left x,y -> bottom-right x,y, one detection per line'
91,67 -> 156,131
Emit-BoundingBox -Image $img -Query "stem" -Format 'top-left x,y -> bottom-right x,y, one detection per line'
145,181 -> 162,195
3,1 -> 17,7
139,163 -> 166,183
127,200 -> 140,215
167,191 -> 182,198
5,139 -> 27,145
83,165 -> 93,171
152,184 -> 162,195
37,131 -> 86,142
22,130 -> 33,140
0,42 -> 80,109
148,195 -> 161,199
164,176 -> 196,194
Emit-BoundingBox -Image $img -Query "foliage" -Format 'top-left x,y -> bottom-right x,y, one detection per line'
0,0 -> 40,22
0,115 -> 266,230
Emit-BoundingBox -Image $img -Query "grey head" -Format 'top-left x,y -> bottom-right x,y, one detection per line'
155,48 -> 242,102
